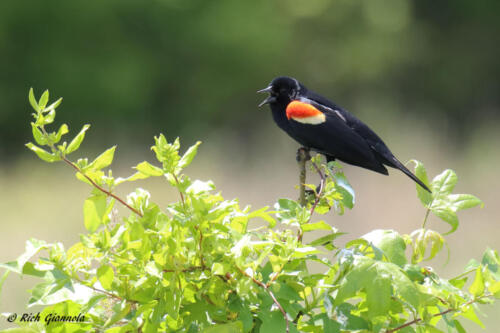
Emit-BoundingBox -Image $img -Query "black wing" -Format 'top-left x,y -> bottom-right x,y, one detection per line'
287,98 -> 389,174
304,91 -> 431,192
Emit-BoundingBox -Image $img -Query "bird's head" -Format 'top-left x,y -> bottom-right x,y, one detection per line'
258,76 -> 305,107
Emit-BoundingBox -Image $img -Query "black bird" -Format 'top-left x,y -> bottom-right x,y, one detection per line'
258,76 -> 431,193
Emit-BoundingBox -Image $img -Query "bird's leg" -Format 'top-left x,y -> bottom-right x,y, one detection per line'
296,147 -> 311,162
296,147 -> 310,206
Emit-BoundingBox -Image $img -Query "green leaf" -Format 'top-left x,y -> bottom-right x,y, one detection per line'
481,248 -> 500,280
448,194 -> 483,211
25,143 -> 59,162
54,123 -> 69,143
211,262 -> 226,275
44,109 -> 55,124
115,171 -> 150,185
13,239 -> 49,273
412,160 -> 432,206
66,124 -> 90,154
410,229 -> 445,263
151,134 -> 181,172
45,97 -> 63,112
404,264 -> 426,283
292,246 -> 321,258
449,276 -> 468,289
452,320 -> 466,333
97,265 -> 115,290
178,141 -> 201,171
135,161 -> 164,177
334,303 -> 368,331
275,198 -> 310,226
259,311 -> 287,333
31,123 -> 47,145
308,233 -> 344,250
248,207 -> 276,228
469,267 -> 485,297
417,325 -> 445,333
39,89 -> 49,109
460,305 -> 484,328
363,229 -> 407,266
333,172 -> 355,210
28,88 -> 40,112
83,194 -> 107,232
86,146 -> 116,171
431,205 -> 459,235
335,256 -> 421,317
489,281 -> 500,298
202,321 -> 243,333
301,221 -> 332,232
271,281 -> 302,301
431,169 -> 457,196
103,300 -> 131,328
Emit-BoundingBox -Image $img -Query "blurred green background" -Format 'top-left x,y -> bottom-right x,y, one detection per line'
1,0 -> 499,331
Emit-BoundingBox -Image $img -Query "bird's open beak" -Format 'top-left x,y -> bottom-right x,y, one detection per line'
257,86 -> 276,107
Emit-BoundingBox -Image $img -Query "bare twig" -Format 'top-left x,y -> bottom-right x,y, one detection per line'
266,263 -> 285,288
297,148 -> 309,206
74,277 -> 137,304
162,266 -> 208,273
61,157 -> 143,217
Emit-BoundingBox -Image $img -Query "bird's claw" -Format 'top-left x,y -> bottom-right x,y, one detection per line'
296,147 -> 311,162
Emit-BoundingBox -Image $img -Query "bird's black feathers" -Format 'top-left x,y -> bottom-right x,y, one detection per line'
259,76 -> 431,193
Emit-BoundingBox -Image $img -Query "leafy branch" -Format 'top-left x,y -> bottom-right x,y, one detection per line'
26,88 -> 143,218
387,293 -> 494,333
237,267 -> 290,333
0,89 -> 496,332
62,156 -> 143,217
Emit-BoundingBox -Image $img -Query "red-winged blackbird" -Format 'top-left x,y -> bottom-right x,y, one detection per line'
258,76 -> 431,193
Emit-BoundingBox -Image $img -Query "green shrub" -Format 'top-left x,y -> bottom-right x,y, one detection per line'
1,89 -> 498,332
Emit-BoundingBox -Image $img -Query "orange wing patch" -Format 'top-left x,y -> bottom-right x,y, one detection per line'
286,101 -> 326,125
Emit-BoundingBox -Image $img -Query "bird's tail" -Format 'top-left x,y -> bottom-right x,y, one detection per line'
390,157 -> 431,193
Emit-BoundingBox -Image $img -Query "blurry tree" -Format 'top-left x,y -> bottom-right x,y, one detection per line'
0,0 -> 498,158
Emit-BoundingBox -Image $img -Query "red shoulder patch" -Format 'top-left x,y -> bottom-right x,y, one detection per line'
286,101 -> 323,119
286,101 -> 326,124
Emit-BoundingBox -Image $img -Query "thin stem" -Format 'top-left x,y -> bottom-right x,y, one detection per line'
309,161 -> 325,216
297,148 -> 308,207
266,263 -> 284,288
238,267 -> 289,333
38,124 -> 143,218
173,174 -> 186,208
163,266 -> 208,273
386,294 -> 493,333
422,208 -> 431,229
421,197 -> 435,229
195,226 -> 205,267
303,288 -> 310,310
74,277 -> 136,304
62,157 -> 143,217
451,268 -> 478,281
